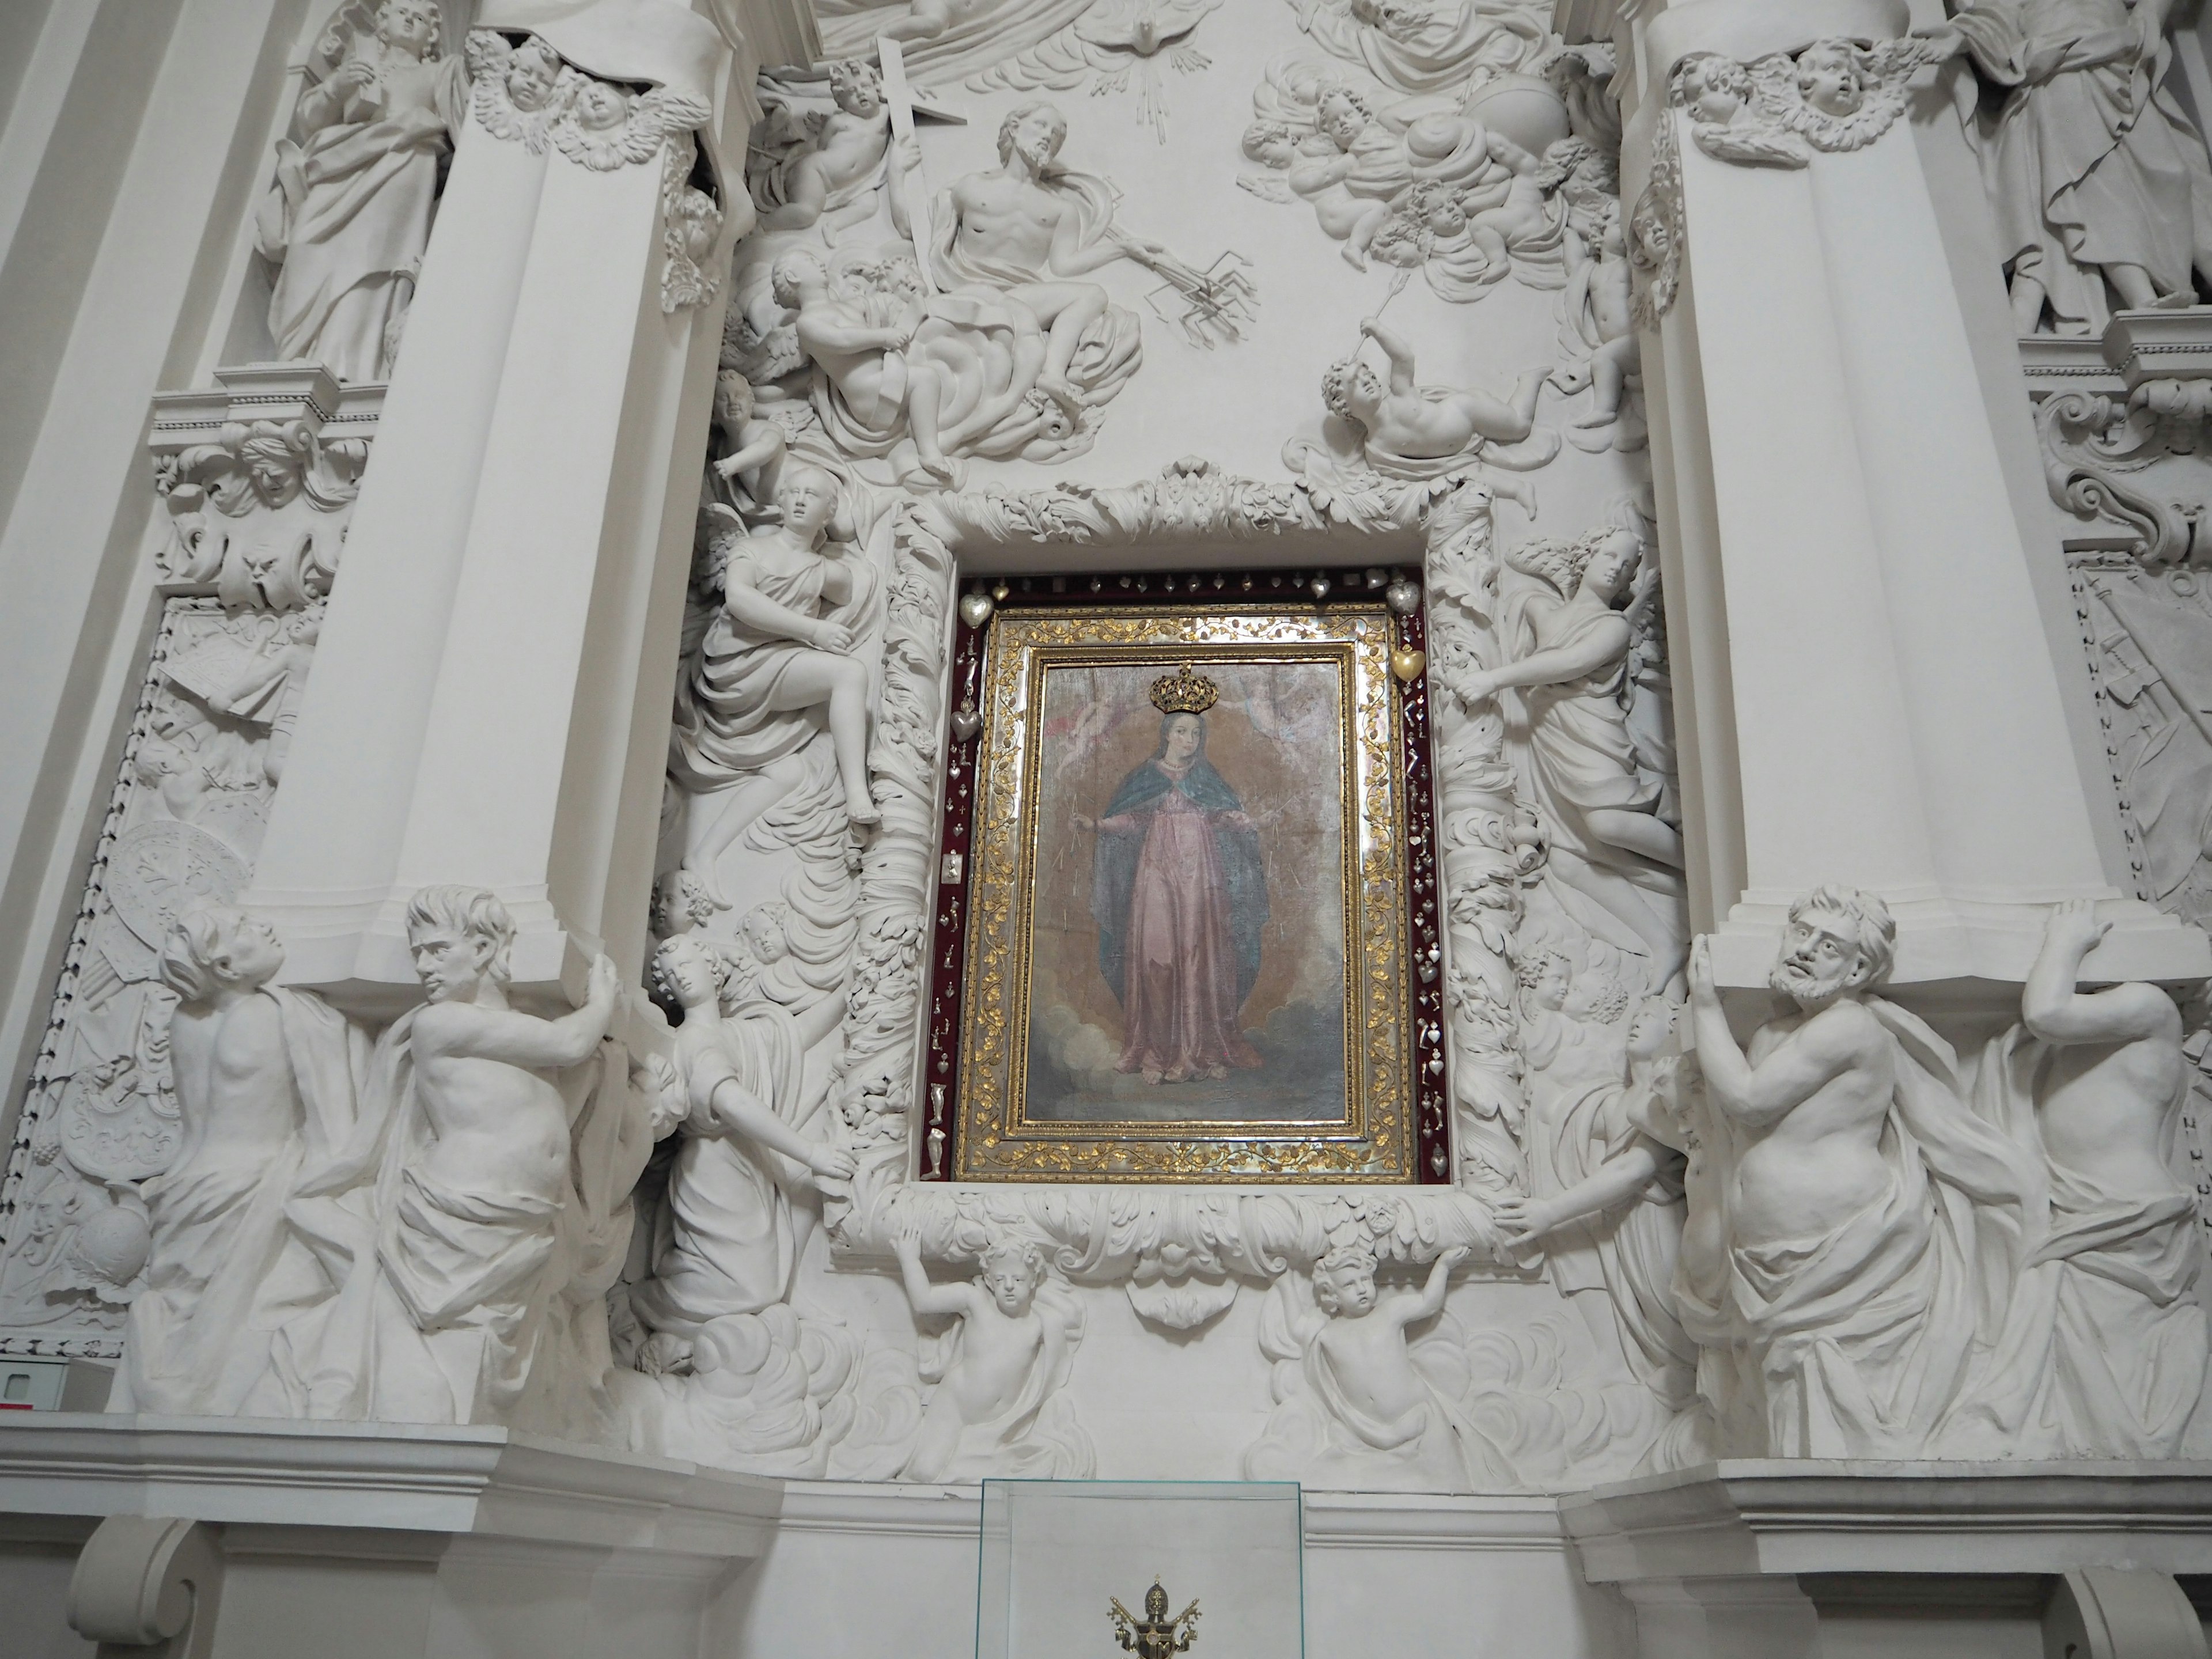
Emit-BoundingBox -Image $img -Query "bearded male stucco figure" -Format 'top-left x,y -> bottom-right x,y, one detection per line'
1687,887 -> 2043,1456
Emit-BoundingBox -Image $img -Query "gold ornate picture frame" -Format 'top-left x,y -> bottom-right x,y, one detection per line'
927,572 -> 1442,1183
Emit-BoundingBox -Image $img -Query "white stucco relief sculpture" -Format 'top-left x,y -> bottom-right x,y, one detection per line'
257,1 -> 464,384
1930,0 -> 2212,334
1290,0 -> 1552,99
0,380 -> 363,1358
1683,888 -> 2054,1457
891,1232 -> 1095,1478
465,26 -> 727,313
1959,903 -> 2209,1456
1243,1242 -> 1514,1488
464,31 -> 569,154
670,464 -> 884,912
109,909 -> 366,1415
265,888 -> 630,1427
931,101 -> 1240,425
1550,198 -> 1643,451
967,0 -> 1225,143
1457,518 -> 1685,986
1630,38 -> 1946,324
1290,315 -> 1558,488
733,89 -> 1247,483
613,935 -> 916,1475
1240,46 -> 1620,306
812,0 -> 1103,88
749,61 -> 912,236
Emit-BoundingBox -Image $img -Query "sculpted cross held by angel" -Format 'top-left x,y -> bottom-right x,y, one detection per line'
1111,1580 -> 1201,1658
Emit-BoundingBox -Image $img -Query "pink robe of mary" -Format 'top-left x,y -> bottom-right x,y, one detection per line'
1094,762 -> 1264,1082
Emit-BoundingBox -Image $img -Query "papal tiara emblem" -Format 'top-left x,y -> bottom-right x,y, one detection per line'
1150,664 -> 1219,715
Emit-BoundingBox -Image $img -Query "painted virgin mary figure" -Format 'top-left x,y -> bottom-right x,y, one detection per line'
1075,666 -> 1268,1084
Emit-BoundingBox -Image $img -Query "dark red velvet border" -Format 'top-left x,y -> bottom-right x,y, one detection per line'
919,566 -> 1449,1184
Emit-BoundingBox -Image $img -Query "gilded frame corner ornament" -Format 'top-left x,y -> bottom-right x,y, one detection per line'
933,574 -> 1436,1184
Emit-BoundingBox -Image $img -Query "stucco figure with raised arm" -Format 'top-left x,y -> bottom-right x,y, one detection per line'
1324,317 -> 1546,472
111,907 -> 365,1415
628,935 -> 853,1350
1687,889 -> 2043,1456
892,1231 -> 1094,1479
270,887 -> 622,1425
934,101 -> 1173,419
2012,900 -> 2206,1454
756,60 -> 915,234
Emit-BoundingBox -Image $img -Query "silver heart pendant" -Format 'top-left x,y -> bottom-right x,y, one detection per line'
957,592 -> 994,630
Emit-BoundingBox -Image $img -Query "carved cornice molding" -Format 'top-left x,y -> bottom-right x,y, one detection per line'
2024,310 -> 2212,566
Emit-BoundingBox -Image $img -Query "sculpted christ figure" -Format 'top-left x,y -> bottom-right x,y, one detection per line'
935,101 -> 1171,419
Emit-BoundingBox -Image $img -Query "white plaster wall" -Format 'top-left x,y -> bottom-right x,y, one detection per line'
714,1483 -> 1637,1658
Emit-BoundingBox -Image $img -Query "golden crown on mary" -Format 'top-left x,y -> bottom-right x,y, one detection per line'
1149,664 -> 1219,715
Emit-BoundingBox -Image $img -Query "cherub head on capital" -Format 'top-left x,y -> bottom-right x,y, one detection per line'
504,36 -> 564,111
405,884 -> 516,1004
997,101 -> 1068,175
1794,39 -> 1868,117
1673,52 -> 1751,125
1771,884 -> 1894,1009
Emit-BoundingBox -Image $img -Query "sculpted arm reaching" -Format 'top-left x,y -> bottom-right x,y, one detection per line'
415,952 -> 622,1071
2023,899 -> 2183,1047
1690,935 -> 1852,1127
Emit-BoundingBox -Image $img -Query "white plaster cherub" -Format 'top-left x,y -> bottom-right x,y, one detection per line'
892,1231 -> 1092,1480
760,60 -> 911,234
1324,316 -> 1546,471
710,370 -> 787,509
1244,1239 -> 1515,1489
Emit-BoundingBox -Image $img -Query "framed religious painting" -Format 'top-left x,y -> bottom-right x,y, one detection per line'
923,569 -> 1448,1184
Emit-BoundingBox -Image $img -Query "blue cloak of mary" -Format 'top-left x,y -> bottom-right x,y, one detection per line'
1089,723 -> 1270,1010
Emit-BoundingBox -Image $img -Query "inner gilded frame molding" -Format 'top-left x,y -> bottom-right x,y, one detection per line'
931,572 -> 1445,1183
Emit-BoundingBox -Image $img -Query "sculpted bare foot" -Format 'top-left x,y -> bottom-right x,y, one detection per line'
847,787 -> 882,829
1036,376 -> 1085,421
1341,243 -> 1368,271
